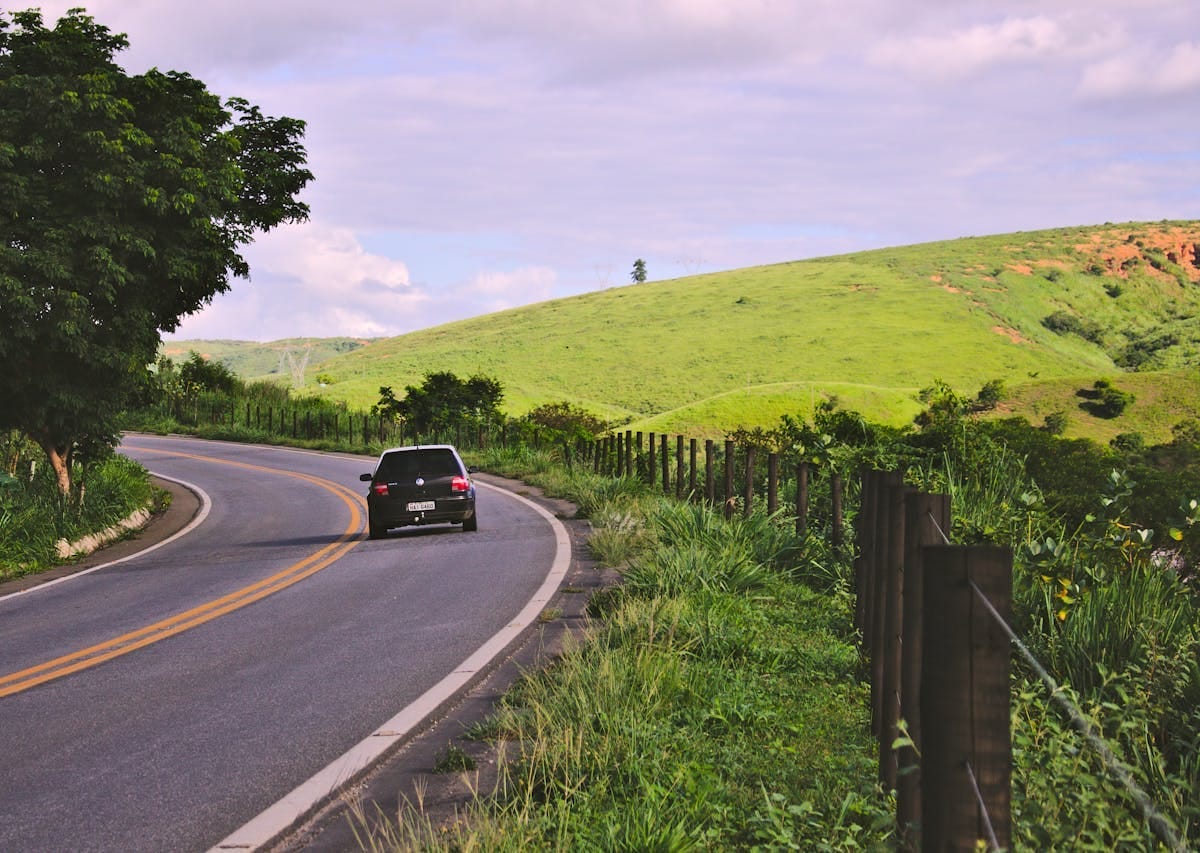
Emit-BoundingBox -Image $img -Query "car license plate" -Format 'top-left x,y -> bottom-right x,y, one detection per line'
407,500 -> 436,512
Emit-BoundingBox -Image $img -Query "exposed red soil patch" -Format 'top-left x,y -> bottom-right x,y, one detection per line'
993,325 -> 1028,344
1075,224 -> 1200,282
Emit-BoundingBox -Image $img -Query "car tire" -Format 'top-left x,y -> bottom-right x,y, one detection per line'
368,520 -> 387,540
463,513 -> 478,532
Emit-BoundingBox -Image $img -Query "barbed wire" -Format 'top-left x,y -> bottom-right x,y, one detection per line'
967,578 -> 1188,853
964,760 -> 1001,852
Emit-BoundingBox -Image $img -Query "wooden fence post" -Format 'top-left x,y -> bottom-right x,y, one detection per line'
689,438 -> 698,499
796,462 -> 809,536
648,433 -> 656,487
742,446 -> 756,518
880,475 -> 907,791
921,545 -> 1013,853
705,440 -> 715,505
767,453 -> 779,515
660,434 -> 670,495
896,491 -> 951,850
831,472 -> 844,556
675,435 -> 685,500
870,472 -> 901,749
625,430 -> 633,477
724,440 -> 735,520
854,469 -> 879,642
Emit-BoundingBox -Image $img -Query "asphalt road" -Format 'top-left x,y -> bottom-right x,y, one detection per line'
0,435 -> 565,852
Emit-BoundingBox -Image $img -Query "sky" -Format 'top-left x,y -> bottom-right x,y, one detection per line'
25,1 -> 1200,341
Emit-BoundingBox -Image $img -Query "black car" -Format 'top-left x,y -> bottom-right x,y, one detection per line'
360,444 -> 478,538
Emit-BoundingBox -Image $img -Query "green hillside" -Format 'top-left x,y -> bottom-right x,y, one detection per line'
160,337 -> 372,382
174,221 -> 1200,442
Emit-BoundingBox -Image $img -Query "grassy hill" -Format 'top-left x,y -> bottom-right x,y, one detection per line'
172,221 -> 1200,443
160,337 -> 372,383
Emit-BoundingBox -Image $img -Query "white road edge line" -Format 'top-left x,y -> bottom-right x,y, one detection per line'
0,472 -> 212,604
209,479 -> 573,852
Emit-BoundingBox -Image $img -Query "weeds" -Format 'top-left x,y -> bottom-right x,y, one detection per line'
432,742 -> 477,774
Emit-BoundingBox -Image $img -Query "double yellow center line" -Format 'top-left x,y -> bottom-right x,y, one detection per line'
1,449 -> 366,698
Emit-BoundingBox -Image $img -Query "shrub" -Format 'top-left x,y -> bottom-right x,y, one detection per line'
971,379 -> 1006,412
1111,432 -> 1145,454
1042,411 -> 1069,436
1042,311 -> 1104,344
1092,382 -> 1136,418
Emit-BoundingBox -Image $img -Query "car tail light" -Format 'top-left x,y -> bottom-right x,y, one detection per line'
372,483 -> 389,496
451,476 -> 470,493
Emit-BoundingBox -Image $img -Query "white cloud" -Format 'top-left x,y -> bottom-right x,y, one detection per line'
170,222 -> 426,340
451,267 -> 557,315
1079,41 -> 1200,98
868,15 -> 1111,79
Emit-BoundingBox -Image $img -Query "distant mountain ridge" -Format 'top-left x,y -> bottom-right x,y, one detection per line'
169,221 -> 1200,443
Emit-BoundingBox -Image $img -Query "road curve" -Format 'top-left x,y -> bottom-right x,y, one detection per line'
0,435 -> 568,853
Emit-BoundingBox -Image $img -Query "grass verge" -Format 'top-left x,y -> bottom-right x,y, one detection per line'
353,448 -> 890,850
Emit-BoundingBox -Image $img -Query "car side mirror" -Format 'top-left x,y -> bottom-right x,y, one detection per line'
359,473 -> 373,482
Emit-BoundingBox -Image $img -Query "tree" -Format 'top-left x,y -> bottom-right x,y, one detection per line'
524,401 -> 606,442
631,258 -> 647,283
178,351 -> 242,395
372,372 -> 504,436
0,10 -> 312,495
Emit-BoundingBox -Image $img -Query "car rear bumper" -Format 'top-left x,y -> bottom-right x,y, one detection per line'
369,497 -> 475,529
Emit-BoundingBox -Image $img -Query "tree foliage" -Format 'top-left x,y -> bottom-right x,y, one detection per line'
177,351 -> 242,395
372,372 -> 504,436
524,401 -> 606,442
0,9 -> 312,493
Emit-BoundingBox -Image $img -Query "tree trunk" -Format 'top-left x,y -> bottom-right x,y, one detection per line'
38,438 -> 73,496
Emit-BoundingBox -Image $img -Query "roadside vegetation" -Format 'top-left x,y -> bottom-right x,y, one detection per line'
354,454 -> 891,850
345,391 -> 1199,850
0,431 -> 160,580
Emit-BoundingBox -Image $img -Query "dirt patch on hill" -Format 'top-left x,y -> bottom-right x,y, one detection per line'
993,325 -> 1028,344
1076,223 -> 1200,282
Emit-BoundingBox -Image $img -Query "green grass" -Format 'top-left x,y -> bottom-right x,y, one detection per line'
0,448 -> 159,580
172,221 -> 1200,443
353,477 -> 886,850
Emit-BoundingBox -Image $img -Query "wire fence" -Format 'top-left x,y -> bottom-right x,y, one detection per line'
856,469 -> 1189,852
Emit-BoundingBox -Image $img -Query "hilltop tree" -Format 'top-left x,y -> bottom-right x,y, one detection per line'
0,9 -> 312,495
631,258 -> 647,283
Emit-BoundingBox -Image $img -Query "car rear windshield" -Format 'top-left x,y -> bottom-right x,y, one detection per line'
376,449 -> 461,481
